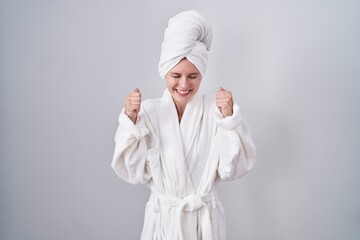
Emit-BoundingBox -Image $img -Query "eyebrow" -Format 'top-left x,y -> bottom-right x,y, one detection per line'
169,72 -> 199,76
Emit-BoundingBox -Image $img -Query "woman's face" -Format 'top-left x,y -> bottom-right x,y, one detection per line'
164,58 -> 202,110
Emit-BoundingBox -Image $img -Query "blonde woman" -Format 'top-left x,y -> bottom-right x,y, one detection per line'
112,10 -> 256,240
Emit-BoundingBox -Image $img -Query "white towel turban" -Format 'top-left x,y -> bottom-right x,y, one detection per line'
158,10 -> 213,79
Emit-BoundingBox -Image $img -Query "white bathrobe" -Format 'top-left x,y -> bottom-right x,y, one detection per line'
112,89 -> 256,240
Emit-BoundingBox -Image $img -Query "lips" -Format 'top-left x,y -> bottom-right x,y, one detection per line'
175,89 -> 192,97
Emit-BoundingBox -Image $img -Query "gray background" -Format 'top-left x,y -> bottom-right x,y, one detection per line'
1,0 -> 359,239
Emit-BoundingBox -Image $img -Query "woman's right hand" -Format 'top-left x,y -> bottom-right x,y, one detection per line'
125,88 -> 141,124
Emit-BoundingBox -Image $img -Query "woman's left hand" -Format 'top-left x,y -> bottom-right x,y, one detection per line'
216,87 -> 233,117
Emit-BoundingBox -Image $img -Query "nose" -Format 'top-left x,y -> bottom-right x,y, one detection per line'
178,77 -> 189,89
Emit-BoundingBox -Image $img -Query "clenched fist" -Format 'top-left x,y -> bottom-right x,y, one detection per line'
216,87 -> 233,117
125,88 -> 141,123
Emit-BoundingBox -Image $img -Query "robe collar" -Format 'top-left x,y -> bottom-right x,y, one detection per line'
159,89 -> 203,197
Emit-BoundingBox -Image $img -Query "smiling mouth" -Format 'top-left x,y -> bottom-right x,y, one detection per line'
175,89 -> 192,97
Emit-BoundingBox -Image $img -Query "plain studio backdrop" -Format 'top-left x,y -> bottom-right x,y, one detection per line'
1,0 -> 359,239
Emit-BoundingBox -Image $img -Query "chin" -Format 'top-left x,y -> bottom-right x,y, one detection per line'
174,91 -> 193,100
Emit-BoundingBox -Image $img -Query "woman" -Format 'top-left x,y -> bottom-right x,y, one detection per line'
112,10 -> 256,240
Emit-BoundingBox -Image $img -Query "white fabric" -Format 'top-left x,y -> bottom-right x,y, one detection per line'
158,10 -> 212,79
111,89 -> 256,239
150,191 -> 214,240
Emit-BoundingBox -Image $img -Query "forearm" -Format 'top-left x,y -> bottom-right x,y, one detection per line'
111,110 -> 152,184
216,104 -> 256,180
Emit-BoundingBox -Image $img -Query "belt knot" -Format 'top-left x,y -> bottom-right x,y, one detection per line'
181,194 -> 205,212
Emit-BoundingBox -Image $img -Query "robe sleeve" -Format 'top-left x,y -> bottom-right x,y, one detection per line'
215,103 -> 256,180
111,108 -> 152,185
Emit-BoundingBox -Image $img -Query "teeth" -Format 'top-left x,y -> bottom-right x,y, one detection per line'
177,90 -> 190,94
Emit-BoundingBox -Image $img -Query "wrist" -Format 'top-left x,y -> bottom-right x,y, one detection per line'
125,111 -> 137,124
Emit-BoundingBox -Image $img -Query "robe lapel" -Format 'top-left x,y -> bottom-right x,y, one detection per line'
159,89 -> 195,197
180,92 -> 203,162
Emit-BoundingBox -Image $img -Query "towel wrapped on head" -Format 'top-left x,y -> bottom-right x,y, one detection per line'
158,10 -> 213,79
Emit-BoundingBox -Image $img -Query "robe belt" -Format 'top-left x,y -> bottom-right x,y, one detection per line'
150,191 -> 216,240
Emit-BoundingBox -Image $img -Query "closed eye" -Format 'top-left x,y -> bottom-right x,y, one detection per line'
170,74 -> 181,79
189,74 -> 199,79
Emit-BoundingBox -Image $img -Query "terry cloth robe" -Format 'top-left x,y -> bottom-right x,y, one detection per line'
111,89 -> 256,240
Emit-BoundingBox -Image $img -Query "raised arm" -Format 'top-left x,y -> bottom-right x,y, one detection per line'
111,88 -> 153,185
215,88 -> 256,180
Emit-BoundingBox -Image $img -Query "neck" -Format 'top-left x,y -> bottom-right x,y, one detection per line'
175,103 -> 186,123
